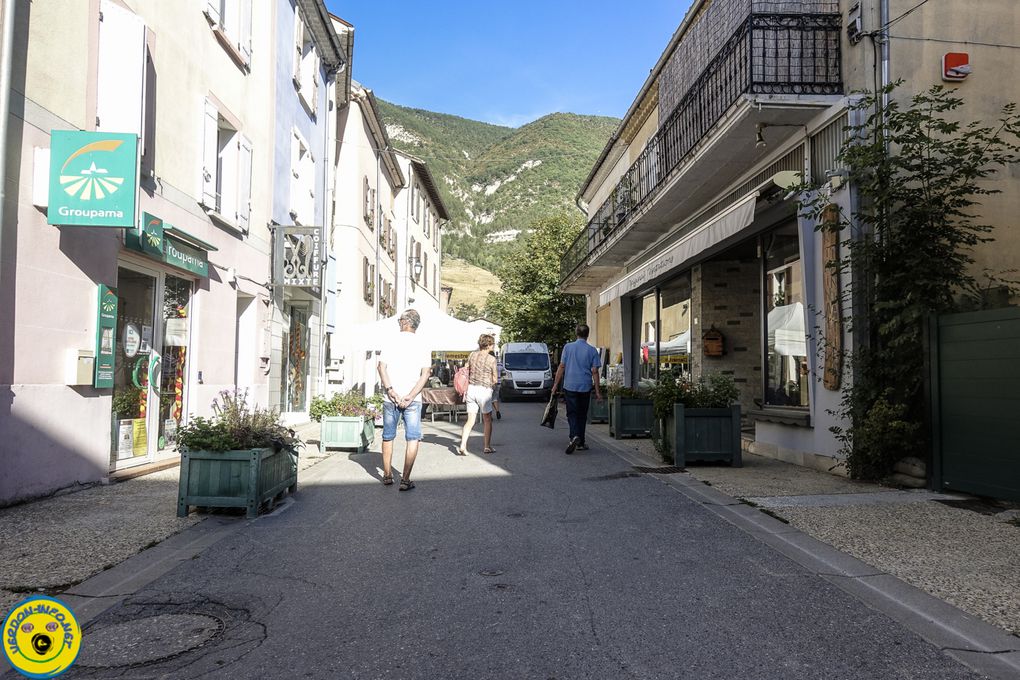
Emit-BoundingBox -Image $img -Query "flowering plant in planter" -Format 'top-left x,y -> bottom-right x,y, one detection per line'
310,389 -> 380,421
177,389 -> 301,454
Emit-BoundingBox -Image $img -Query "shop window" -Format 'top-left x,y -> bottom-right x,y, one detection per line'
657,275 -> 692,379
281,307 -> 310,412
159,276 -> 192,451
763,224 -> 809,408
635,291 -> 658,383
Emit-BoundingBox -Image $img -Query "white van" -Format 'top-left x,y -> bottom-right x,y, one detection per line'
499,342 -> 553,401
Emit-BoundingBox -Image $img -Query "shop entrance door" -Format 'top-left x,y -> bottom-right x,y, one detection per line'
110,266 -> 193,469
111,266 -> 160,467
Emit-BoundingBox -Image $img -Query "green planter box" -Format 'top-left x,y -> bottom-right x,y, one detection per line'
320,415 -> 375,452
660,404 -> 742,467
609,396 -> 654,438
177,447 -> 297,519
588,393 -> 609,423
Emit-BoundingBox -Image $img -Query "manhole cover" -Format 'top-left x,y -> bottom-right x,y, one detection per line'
633,466 -> 686,474
78,613 -> 224,668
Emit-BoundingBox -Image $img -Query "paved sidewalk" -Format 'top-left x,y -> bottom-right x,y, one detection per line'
0,421 -> 327,615
587,422 -> 1020,638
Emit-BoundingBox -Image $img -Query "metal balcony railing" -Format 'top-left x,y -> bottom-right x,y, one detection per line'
561,10 -> 842,285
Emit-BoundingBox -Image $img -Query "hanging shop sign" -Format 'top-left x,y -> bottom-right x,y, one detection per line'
126,212 -> 209,277
48,130 -> 138,227
281,226 -> 322,291
95,284 -> 118,388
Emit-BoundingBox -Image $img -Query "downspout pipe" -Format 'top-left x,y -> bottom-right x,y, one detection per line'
0,0 -> 17,292
880,0 -> 890,109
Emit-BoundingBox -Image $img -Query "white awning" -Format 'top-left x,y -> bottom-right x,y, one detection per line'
335,308 -> 483,354
599,191 -> 758,306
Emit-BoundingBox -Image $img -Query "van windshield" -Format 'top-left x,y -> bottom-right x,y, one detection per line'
503,353 -> 549,371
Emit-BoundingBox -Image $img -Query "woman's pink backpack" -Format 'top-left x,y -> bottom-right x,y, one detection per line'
453,365 -> 470,396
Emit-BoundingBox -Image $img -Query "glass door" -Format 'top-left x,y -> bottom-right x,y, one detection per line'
111,266 -> 159,466
157,275 -> 193,454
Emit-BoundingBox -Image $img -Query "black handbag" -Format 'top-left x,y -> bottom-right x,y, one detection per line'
540,394 -> 558,429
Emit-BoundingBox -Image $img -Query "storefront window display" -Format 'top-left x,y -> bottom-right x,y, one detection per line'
656,274 -> 692,379
281,307 -> 310,412
158,276 -> 192,451
635,291 -> 658,383
111,268 -> 157,462
763,223 -> 809,408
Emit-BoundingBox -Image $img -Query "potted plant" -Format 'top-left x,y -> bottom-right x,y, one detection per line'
588,382 -> 610,424
311,389 -> 377,453
176,390 -> 301,518
650,371 -> 742,467
607,380 -> 654,439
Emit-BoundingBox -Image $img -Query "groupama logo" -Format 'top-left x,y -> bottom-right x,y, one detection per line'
58,139 -> 127,201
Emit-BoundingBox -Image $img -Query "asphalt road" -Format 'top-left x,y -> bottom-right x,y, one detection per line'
52,402 -> 983,679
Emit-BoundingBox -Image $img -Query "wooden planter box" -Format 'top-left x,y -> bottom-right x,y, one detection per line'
320,415 -> 375,453
177,447 -> 297,519
609,396 -> 654,439
588,393 -> 609,423
660,404 -> 742,467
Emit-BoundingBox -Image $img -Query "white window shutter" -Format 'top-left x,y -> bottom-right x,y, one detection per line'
223,0 -> 240,38
293,12 -> 303,83
201,99 -> 218,207
312,52 -> 320,114
237,135 -> 252,230
97,0 -> 145,136
220,132 -> 239,221
205,0 -> 221,25
239,0 -> 252,64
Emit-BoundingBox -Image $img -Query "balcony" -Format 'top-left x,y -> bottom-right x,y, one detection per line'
562,6 -> 842,291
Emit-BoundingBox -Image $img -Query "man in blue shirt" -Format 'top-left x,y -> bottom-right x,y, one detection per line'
551,323 -> 603,454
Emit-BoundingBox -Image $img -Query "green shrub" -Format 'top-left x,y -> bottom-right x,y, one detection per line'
309,389 -> 380,421
648,371 -> 739,421
177,389 -> 300,454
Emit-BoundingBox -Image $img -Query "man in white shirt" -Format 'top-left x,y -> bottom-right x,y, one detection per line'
377,309 -> 432,491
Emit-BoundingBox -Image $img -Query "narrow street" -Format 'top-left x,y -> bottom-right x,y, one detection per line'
26,402 -> 989,679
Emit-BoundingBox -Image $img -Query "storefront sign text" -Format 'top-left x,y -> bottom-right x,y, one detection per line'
281,226 -> 322,291
94,284 -> 118,388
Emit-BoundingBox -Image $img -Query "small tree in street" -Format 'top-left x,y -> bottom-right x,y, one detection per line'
806,84 -> 1020,479
487,213 -> 586,357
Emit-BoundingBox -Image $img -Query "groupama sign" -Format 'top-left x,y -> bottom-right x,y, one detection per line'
48,130 -> 138,227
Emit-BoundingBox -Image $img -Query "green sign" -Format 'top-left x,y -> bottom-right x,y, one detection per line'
49,130 -> 138,228
164,237 -> 208,277
95,284 -> 118,388
125,212 -> 208,277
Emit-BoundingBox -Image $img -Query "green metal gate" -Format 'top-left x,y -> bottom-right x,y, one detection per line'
931,307 -> 1020,501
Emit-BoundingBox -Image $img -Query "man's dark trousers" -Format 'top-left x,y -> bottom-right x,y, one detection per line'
563,390 -> 592,445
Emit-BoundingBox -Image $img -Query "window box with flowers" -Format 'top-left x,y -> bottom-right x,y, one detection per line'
311,390 -> 383,453
176,390 -> 301,518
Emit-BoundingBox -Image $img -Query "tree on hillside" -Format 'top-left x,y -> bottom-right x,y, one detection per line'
487,214 -> 586,357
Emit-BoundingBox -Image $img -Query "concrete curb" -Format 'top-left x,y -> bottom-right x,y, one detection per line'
587,428 -> 1020,680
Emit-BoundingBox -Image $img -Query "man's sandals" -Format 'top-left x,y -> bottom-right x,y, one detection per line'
399,479 -> 415,491
382,474 -> 393,486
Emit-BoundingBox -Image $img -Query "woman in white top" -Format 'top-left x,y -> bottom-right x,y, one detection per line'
458,334 -> 499,455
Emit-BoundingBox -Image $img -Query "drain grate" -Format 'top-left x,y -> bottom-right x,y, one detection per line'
632,466 -> 686,474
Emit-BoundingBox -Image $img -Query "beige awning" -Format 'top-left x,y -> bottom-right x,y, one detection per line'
598,191 -> 758,306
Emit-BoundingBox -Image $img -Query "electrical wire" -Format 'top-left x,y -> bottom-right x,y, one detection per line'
887,34 -> 1020,50
883,0 -> 935,30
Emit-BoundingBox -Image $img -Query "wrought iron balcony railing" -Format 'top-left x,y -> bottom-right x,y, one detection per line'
561,10 -> 842,285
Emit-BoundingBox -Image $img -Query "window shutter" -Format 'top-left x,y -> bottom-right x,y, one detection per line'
312,52 -> 320,114
237,135 -> 252,230
200,98 -> 219,207
239,0 -> 253,64
363,177 -> 370,224
97,0 -> 145,136
293,11 -> 303,84
223,0 -> 240,39
205,0 -> 221,26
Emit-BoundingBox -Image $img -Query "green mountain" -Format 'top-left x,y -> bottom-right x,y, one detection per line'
376,99 -> 620,272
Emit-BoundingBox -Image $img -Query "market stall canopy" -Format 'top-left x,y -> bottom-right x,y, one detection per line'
768,302 -> 807,357
641,330 -> 691,356
339,307 -> 482,354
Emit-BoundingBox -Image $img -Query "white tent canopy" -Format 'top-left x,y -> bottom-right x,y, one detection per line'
642,330 -> 691,357
343,307 -> 483,353
768,302 -> 807,357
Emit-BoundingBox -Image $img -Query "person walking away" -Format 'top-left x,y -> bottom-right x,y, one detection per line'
490,350 -> 502,420
550,324 -> 603,454
377,309 -> 432,490
458,334 -> 499,455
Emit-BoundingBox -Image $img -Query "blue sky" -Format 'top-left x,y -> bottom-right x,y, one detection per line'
326,1 -> 693,127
